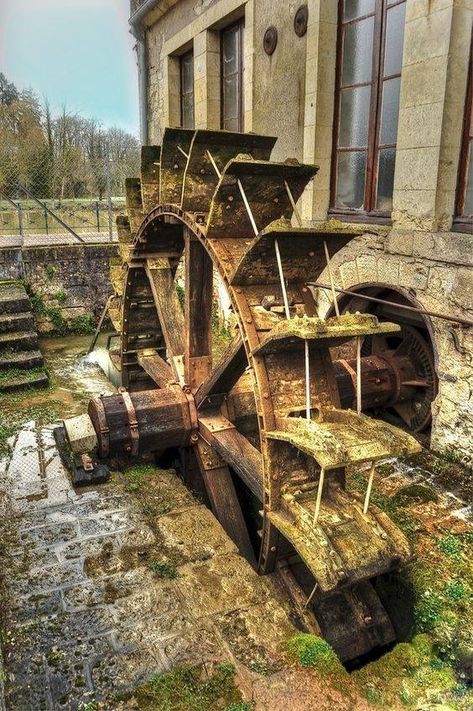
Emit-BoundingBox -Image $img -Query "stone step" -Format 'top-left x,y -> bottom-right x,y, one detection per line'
0,283 -> 31,314
0,312 -> 35,333
0,349 -> 44,371
0,371 -> 49,393
0,330 -> 39,351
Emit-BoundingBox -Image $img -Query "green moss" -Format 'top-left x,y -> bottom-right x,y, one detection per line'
0,366 -> 47,386
54,289 -> 67,305
0,391 -> 60,455
287,633 -> 346,675
438,534 -> 463,561
148,559 -> 178,579
123,663 -> 244,711
46,648 -> 65,667
70,314 -> 95,335
123,463 -> 157,492
45,264 -> 56,280
391,484 -> 438,507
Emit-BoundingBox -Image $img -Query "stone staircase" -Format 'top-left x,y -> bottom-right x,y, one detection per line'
0,282 -> 48,392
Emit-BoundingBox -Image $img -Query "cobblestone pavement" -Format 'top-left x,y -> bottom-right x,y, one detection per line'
0,421 -> 311,711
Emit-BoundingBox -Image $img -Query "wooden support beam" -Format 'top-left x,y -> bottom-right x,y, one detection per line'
198,413 -> 264,501
195,436 -> 256,566
137,351 -> 176,388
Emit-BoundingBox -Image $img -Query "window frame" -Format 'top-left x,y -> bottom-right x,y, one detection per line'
453,32 -> 473,232
220,19 -> 244,132
330,0 -> 406,223
180,49 -> 195,130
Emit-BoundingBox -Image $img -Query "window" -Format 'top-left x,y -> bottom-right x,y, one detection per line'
454,33 -> 473,228
221,20 -> 244,132
180,51 -> 194,129
331,0 -> 406,218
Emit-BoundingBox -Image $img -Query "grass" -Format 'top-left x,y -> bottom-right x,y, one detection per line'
119,663 -> 246,711
0,366 -> 47,386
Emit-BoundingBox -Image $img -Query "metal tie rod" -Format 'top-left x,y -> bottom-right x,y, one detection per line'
308,282 -> 473,327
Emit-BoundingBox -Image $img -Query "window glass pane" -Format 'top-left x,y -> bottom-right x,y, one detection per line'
339,85 -> 371,147
222,26 -> 239,77
342,17 -> 374,86
376,147 -> 396,210
464,141 -> 473,215
384,2 -> 406,77
181,54 -> 193,93
379,77 -> 400,145
336,151 -> 367,209
223,76 -> 238,121
344,0 -> 375,22
222,23 -> 242,131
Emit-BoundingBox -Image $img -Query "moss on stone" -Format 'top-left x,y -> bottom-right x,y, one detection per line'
120,663 -> 245,711
287,633 -> 346,675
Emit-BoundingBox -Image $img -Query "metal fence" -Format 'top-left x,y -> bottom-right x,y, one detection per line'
0,155 -> 129,244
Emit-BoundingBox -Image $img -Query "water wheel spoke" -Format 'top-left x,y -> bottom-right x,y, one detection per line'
195,337 -> 246,409
184,229 -> 213,391
145,257 -> 185,380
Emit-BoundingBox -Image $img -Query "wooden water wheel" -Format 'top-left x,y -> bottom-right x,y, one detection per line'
85,128 -> 427,660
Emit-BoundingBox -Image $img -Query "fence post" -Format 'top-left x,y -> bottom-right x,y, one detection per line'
95,200 -> 100,231
44,207 -> 49,235
17,202 -> 23,236
106,156 -> 113,242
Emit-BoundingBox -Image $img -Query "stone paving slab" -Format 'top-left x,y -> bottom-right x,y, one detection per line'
0,421 -> 304,710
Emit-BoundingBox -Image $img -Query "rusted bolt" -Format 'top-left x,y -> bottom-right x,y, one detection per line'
309,251 -> 315,257
173,163 -> 179,169
246,317 -> 252,323
200,168 -> 205,174
236,287 -> 242,293
272,473 -> 278,481
273,197 -> 279,203
228,195 -> 234,202
190,433 -> 199,443
263,391 -> 269,398
270,545 -> 277,552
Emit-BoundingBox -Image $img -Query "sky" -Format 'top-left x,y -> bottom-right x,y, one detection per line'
0,0 -> 140,137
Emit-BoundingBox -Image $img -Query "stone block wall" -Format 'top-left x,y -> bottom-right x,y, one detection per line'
0,243 -> 118,334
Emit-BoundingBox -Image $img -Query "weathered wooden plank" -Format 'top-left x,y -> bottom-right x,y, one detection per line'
195,338 -> 247,408
145,258 -> 185,366
185,231 -> 213,390
195,436 -> 256,566
137,352 -> 176,388
198,413 -> 264,501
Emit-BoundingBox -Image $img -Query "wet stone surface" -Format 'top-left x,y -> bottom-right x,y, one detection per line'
0,421 -> 297,711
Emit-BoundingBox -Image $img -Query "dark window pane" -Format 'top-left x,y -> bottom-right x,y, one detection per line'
223,76 -> 238,120
376,147 -> 396,210
344,0 -> 375,22
181,54 -> 193,93
221,22 -> 243,131
222,25 -> 239,76
384,2 -> 406,77
464,141 -> 473,215
336,151 -> 367,209
180,52 -> 194,129
379,77 -> 400,145
339,85 -> 371,147
342,17 -> 374,86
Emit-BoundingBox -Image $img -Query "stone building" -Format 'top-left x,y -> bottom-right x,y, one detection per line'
128,0 -> 473,462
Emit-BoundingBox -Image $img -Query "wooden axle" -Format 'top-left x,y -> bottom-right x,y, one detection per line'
89,351 -> 418,462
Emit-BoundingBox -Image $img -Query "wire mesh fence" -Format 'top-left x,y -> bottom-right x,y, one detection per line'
0,154 -> 129,243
